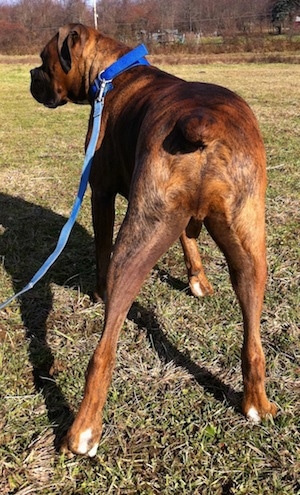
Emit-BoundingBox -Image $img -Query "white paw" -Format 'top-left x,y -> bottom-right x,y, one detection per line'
87,442 -> 99,458
77,428 -> 99,457
246,406 -> 261,424
190,281 -> 204,297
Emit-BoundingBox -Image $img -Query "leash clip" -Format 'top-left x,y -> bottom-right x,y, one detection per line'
96,72 -> 113,103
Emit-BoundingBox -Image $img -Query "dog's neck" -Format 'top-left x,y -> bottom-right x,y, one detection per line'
88,43 -> 150,102
85,33 -> 131,97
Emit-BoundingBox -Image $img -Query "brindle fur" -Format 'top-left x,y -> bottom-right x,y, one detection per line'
30,23 -> 276,457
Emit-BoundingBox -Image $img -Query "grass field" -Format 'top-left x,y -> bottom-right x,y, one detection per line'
0,60 -> 299,495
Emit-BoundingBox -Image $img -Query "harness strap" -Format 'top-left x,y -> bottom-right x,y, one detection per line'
0,44 -> 149,311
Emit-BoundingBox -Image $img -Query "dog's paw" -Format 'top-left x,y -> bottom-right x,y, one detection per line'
60,425 -> 102,457
243,400 -> 277,424
189,274 -> 213,297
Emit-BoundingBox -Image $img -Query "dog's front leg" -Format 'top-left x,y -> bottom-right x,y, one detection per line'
60,209 -> 189,457
91,190 -> 116,301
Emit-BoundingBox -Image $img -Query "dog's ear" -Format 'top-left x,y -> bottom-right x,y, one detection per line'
57,24 -> 87,74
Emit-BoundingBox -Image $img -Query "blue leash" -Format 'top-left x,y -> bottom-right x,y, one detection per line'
0,44 -> 149,311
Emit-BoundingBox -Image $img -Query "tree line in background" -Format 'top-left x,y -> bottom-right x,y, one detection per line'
0,0 -> 299,54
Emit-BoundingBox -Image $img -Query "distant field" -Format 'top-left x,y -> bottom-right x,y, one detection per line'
0,60 -> 299,495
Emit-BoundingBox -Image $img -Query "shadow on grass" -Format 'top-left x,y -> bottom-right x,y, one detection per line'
0,192 -> 241,450
128,302 -> 241,412
0,192 -> 95,445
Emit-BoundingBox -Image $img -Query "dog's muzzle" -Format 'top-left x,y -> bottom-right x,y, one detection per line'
30,68 -> 65,108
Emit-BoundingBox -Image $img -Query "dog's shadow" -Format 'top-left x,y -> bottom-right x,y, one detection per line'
0,192 -> 240,448
0,192 -> 96,443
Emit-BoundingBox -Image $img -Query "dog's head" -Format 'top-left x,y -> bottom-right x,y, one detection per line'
30,24 -> 98,108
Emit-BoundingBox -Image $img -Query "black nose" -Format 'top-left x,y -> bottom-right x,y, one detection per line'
30,68 -> 41,81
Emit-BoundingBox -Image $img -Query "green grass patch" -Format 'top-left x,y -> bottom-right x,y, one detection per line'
0,61 -> 299,494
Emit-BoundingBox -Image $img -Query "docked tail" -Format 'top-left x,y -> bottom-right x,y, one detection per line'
177,111 -> 219,148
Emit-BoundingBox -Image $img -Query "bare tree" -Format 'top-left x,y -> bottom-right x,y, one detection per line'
0,0 -> 289,53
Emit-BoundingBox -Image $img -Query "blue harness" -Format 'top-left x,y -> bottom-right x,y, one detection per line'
0,44 -> 149,310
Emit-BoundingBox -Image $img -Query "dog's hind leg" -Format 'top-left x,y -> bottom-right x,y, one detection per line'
61,208 -> 189,457
91,192 -> 116,301
204,199 -> 277,422
180,217 -> 213,297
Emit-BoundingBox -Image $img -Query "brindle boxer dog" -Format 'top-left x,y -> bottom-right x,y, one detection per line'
30,23 -> 276,457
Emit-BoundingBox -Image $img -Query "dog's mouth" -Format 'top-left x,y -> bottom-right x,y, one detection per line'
43,99 -> 67,109
30,68 -> 67,109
